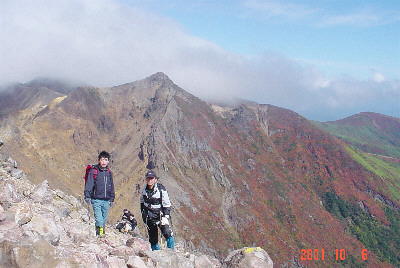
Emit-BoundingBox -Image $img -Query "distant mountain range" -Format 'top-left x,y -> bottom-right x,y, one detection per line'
0,73 -> 399,267
314,113 -> 400,158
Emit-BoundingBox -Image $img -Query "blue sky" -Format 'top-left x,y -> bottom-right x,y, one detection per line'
134,0 -> 400,80
1,0 -> 399,121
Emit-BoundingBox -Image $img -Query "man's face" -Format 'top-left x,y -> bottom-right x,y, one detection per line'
146,176 -> 157,187
99,157 -> 109,168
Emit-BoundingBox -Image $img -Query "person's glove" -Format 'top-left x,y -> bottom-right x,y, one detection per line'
161,215 -> 170,225
109,201 -> 114,207
85,198 -> 91,204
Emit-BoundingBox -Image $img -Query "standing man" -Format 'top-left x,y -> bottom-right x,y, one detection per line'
84,151 -> 115,237
140,170 -> 175,250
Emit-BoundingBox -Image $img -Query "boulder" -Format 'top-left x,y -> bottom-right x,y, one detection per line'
222,247 -> 273,268
126,237 -> 151,251
0,212 -> 5,222
21,214 -> 61,246
0,239 -> 59,267
0,240 -> 18,267
195,254 -> 220,268
10,169 -> 23,179
127,255 -> 148,268
31,180 -> 53,204
107,256 -> 127,268
13,203 -> 33,226
0,183 -> 22,208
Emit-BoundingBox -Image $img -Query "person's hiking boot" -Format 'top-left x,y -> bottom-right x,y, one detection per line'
166,236 -> 175,249
151,243 -> 160,251
99,227 -> 104,236
95,226 -> 100,236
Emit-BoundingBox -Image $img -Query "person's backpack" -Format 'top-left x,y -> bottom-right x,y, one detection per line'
84,165 -> 98,185
84,165 -> 112,185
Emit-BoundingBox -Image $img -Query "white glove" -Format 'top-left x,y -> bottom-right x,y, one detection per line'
161,215 -> 169,226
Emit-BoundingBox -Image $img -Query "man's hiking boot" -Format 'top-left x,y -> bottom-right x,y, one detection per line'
99,227 -> 104,236
95,226 -> 105,237
166,236 -> 175,249
151,243 -> 160,251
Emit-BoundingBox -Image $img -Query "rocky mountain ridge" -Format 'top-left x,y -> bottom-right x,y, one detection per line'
0,148 -> 273,267
0,72 -> 398,267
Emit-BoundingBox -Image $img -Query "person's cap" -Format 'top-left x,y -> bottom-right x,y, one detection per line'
123,209 -> 129,213
145,170 -> 157,178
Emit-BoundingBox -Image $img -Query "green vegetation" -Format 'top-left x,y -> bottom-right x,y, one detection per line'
345,146 -> 400,201
313,117 -> 400,158
322,191 -> 400,266
334,254 -> 367,268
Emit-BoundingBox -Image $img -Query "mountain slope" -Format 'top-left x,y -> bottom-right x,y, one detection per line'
0,84 -> 64,117
314,112 -> 400,158
0,73 -> 398,267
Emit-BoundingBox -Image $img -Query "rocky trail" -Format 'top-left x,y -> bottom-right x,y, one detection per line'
0,148 -> 273,268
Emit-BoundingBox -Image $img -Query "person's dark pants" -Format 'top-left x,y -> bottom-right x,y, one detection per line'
146,219 -> 173,247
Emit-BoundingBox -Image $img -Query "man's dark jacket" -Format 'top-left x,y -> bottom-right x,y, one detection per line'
84,164 -> 115,202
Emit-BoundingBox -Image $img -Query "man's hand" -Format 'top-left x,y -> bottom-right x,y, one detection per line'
109,201 -> 114,207
85,198 -> 91,204
161,215 -> 170,225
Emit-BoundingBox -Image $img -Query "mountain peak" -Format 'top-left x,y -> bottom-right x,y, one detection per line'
147,72 -> 171,81
149,72 -> 170,80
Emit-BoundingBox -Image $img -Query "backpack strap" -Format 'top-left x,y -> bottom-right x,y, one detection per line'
93,166 -> 111,180
92,167 -> 98,180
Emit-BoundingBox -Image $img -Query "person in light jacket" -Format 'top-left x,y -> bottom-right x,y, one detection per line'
140,170 -> 175,250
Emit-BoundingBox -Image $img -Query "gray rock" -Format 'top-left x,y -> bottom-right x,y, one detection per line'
0,183 -> 21,207
0,211 -> 6,222
127,256 -> 148,268
10,169 -> 23,179
17,240 -> 59,267
22,214 -> 61,246
0,239 -> 59,267
106,256 -> 127,267
222,247 -> 273,268
31,180 -> 53,204
146,249 -> 194,268
126,237 -> 151,251
0,158 -> 275,268
195,254 -> 220,268
0,221 -> 18,233
13,203 -> 33,226
0,240 -> 18,267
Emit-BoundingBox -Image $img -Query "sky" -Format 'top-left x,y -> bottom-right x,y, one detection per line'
1,0 -> 399,121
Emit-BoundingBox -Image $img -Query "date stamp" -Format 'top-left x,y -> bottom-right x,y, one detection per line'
300,249 -> 368,261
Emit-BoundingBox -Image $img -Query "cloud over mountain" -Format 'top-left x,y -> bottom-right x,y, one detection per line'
1,0 -> 399,121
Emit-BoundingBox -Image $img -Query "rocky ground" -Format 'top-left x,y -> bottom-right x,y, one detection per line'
0,151 -> 273,268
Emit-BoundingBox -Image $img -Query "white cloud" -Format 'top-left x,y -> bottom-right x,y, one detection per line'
371,71 -> 386,83
243,0 -> 318,19
320,10 -> 383,27
1,0 -> 399,121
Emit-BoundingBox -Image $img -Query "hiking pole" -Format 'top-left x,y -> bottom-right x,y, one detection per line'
87,203 -> 91,238
159,213 -> 163,249
144,213 -> 151,247
170,206 -> 175,237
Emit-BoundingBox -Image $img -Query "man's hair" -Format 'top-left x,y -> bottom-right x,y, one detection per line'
98,151 -> 111,160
